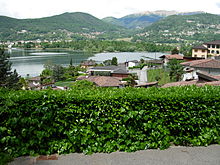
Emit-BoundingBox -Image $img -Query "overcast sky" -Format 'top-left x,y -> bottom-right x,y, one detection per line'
0,0 -> 220,19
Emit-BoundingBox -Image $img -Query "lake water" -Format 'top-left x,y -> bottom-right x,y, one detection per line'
8,49 -> 167,77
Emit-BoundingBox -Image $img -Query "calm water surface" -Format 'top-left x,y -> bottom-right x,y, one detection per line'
9,49 -> 167,77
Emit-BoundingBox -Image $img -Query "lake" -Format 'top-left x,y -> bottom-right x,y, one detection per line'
8,49 -> 167,77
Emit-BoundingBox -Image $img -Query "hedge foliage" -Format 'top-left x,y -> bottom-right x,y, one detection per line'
0,86 -> 220,157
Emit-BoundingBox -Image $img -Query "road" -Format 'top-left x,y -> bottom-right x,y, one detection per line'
9,145 -> 220,165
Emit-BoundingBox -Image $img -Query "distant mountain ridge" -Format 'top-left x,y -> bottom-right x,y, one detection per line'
102,10 -> 206,29
0,12 -> 123,41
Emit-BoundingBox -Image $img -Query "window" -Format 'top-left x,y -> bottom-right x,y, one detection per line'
208,45 -> 211,48
194,49 -> 198,52
212,45 -> 215,48
217,45 -> 220,49
208,50 -> 210,53
217,51 -> 219,54
194,55 -> 197,57
202,50 -> 206,52
211,50 -> 215,54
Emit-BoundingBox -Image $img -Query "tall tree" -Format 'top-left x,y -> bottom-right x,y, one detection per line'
111,57 -> 118,66
0,48 -> 21,89
167,59 -> 184,82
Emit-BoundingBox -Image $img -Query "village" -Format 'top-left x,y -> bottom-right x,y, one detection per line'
24,40 -> 220,90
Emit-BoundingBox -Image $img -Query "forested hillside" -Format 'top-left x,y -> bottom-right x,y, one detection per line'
0,12 -> 125,41
133,13 -> 220,43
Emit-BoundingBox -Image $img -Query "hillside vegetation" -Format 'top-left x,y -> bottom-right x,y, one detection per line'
0,12 -> 125,41
133,13 -> 220,43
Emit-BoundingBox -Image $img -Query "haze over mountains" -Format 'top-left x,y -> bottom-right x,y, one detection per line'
102,10 -> 206,29
0,10 -> 219,43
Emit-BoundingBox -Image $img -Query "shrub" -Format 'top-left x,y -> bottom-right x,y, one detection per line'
0,86 -> 220,157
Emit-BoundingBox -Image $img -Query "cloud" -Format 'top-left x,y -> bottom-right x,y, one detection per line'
216,2 -> 220,8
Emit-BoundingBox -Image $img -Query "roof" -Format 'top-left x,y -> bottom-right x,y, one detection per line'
162,80 -> 198,88
126,60 -> 139,63
81,60 -> 96,66
87,76 -> 122,87
192,45 -> 208,50
197,71 -> 220,81
162,80 -> 220,88
146,60 -> 163,64
159,54 -> 184,60
135,81 -> 158,87
90,66 -> 128,73
28,76 -> 41,81
112,68 -> 129,74
181,59 -> 220,69
204,40 -> 220,45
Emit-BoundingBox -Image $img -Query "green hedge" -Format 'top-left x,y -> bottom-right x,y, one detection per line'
0,86 -> 220,157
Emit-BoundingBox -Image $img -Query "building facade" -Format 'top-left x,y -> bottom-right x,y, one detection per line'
192,40 -> 220,58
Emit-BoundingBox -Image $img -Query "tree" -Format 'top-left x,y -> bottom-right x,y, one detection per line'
140,58 -> 145,64
111,57 -> 118,66
52,64 -> 65,81
126,74 -> 138,87
69,58 -> 73,67
171,47 -> 179,55
0,48 -> 21,89
103,59 -> 112,66
167,59 -> 184,82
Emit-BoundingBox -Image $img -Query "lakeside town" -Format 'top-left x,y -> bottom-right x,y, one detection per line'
2,39 -> 220,91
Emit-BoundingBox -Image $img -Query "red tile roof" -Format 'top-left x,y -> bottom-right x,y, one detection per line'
181,59 -> 220,69
160,54 -> 184,60
87,76 -> 122,87
162,80 -> 198,88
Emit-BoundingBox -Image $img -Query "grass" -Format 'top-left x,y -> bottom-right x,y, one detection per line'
0,152 -> 13,165
55,81 -> 75,88
147,68 -> 172,85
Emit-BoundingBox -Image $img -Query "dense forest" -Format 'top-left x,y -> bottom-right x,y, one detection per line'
16,40 -> 176,53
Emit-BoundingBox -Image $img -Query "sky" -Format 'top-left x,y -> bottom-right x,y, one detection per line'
0,0 -> 220,19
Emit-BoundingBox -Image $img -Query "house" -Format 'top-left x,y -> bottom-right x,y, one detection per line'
159,54 -> 184,66
27,76 -> 55,90
181,59 -> 220,76
80,60 -> 96,68
125,60 -> 139,68
85,76 -> 123,87
192,40 -> 220,58
162,72 -> 220,88
28,76 -> 41,88
88,66 -> 130,78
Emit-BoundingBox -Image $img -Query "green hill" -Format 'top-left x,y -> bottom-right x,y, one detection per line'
0,12 -> 124,41
133,13 -> 220,43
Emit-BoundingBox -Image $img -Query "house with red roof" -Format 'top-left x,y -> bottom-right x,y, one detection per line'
159,54 -> 184,66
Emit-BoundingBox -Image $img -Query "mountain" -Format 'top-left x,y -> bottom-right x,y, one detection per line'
102,10 -> 205,29
133,13 -> 220,43
0,12 -> 124,41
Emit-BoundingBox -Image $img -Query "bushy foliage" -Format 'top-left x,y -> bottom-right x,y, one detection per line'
0,49 -> 21,90
0,86 -> 220,157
